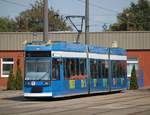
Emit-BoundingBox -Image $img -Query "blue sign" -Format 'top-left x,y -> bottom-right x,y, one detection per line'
102,24 -> 107,30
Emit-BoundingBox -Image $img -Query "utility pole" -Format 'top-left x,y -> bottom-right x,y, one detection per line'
43,0 -> 48,41
85,0 -> 90,94
85,0 -> 89,45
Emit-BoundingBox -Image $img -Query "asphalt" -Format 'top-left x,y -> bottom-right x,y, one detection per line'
0,88 -> 150,115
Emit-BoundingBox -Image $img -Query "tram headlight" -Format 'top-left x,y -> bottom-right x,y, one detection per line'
44,81 -> 50,86
24,81 -> 30,86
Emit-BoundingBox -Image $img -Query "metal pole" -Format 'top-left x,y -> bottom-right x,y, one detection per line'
108,48 -> 112,92
85,0 -> 90,94
85,0 -> 89,45
43,0 -> 48,41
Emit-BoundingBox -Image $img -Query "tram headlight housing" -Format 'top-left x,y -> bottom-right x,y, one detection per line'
24,81 -> 30,86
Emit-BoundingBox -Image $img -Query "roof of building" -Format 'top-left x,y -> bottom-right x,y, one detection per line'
0,31 -> 150,51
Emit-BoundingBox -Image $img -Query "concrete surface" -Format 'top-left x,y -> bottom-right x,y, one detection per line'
0,88 -> 150,115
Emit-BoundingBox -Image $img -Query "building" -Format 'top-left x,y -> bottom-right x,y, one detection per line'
0,31 -> 150,89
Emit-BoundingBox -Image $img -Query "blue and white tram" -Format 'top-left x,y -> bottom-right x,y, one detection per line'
24,41 -> 127,98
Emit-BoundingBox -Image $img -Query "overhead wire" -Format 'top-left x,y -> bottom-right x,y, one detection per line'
76,0 -> 118,31
77,0 -> 119,13
0,0 -> 115,31
0,0 -> 30,8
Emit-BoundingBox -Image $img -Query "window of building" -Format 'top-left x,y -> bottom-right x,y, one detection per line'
127,57 -> 138,77
1,58 -> 14,77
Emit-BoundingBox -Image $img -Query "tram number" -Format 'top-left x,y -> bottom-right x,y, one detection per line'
69,80 -> 75,89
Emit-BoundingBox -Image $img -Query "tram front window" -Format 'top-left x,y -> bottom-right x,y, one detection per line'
25,60 -> 50,80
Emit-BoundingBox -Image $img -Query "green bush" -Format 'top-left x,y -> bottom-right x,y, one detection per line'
7,67 -> 16,90
129,65 -> 139,90
16,66 -> 23,90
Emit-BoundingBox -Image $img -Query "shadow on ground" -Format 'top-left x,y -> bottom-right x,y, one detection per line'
1,91 -> 122,102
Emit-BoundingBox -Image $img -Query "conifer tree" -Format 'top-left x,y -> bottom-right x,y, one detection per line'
16,66 -> 23,90
7,67 -> 16,90
129,65 -> 139,90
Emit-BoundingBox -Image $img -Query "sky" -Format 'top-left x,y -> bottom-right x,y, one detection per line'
0,0 -> 146,32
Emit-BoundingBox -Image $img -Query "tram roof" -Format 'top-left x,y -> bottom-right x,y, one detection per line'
110,48 -> 126,55
25,41 -> 126,55
52,42 -> 86,52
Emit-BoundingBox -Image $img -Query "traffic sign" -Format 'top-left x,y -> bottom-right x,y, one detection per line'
102,24 -> 107,30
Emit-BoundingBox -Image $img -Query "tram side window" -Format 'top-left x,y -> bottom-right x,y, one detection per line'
64,59 -> 86,80
71,59 -> 76,76
120,61 -> 127,78
118,61 -> 122,78
98,60 -> 102,78
79,59 -> 86,75
112,61 -> 118,78
52,59 -> 60,80
90,59 -> 99,79
64,59 -> 71,79
112,61 -> 115,78
112,61 -> 127,78
102,61 -> 108,78
90,60 -> 94,78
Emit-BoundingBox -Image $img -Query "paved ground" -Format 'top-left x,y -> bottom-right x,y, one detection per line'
0,88 -> 150,115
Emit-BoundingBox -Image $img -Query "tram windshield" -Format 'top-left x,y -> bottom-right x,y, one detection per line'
25,60 -> 50,80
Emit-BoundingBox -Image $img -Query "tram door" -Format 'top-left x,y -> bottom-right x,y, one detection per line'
90,59 -> 100,92
101,60 -> 110,91
51,59 -> 63,93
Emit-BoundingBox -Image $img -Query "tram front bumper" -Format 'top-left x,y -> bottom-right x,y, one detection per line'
24,92 -> 52,97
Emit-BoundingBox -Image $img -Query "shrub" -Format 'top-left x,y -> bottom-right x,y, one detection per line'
129,65 -> 139,90
7,67 -> 16,90
16,66 -> 23,90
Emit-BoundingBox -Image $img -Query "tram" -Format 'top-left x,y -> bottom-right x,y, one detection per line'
24,41 -> 127,98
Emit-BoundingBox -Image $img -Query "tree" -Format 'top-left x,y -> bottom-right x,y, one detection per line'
16,0 -> 71,32
7,67 -> 16,90
16,66 -> 23,90
110,0 -> 150,31
129,65 -> 139,90
0,17 -> 17,32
